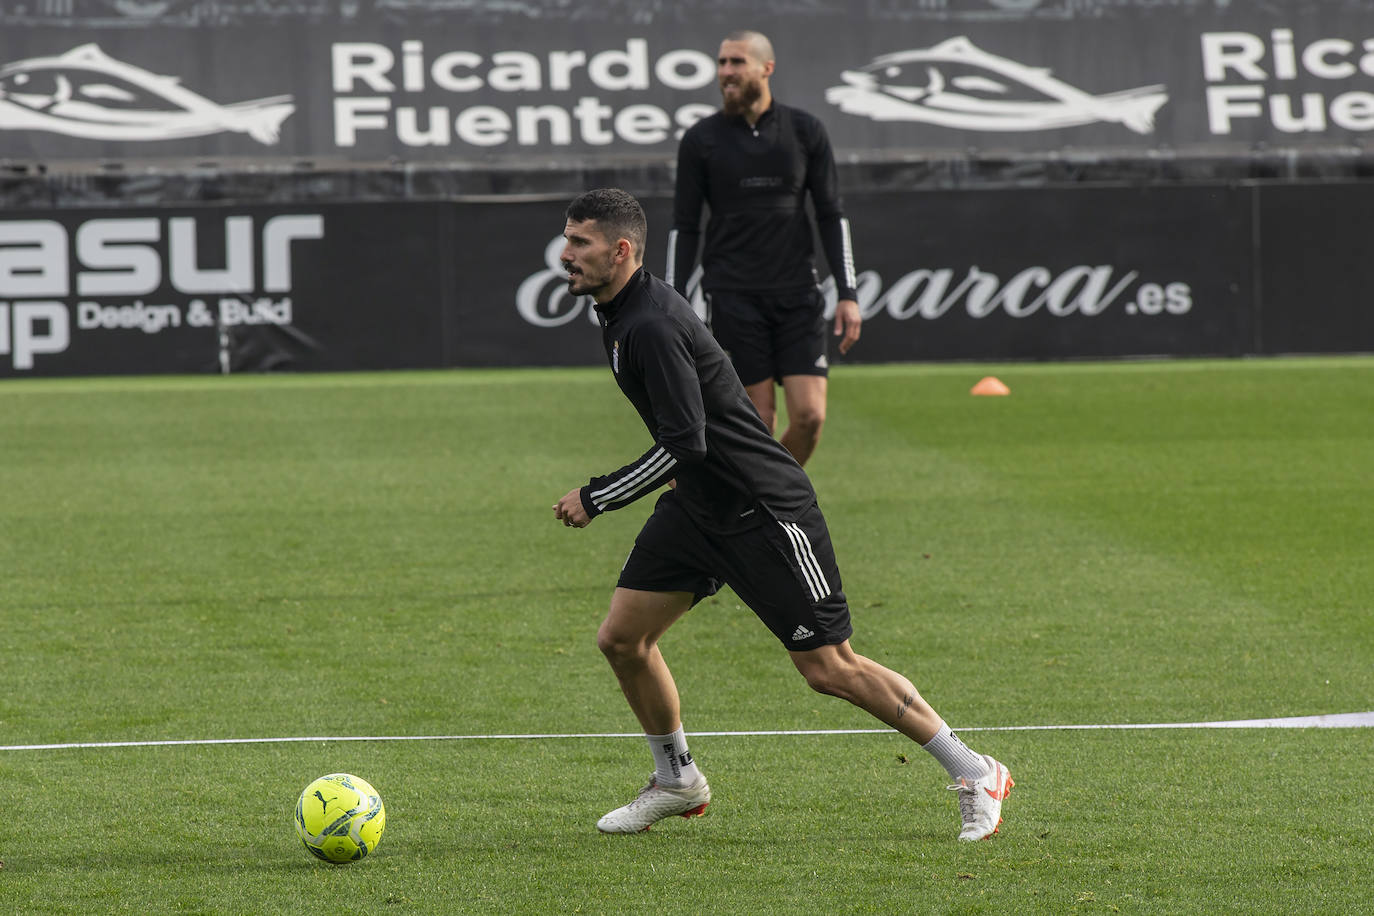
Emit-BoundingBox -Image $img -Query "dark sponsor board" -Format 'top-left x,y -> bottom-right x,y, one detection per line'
7,182 -> 1368,377
0,202 -> 447,377
835,185 -> 1253,361
1257,182 -> 1374,354
469,186 -> 1253,368
5,5 -> 1374,164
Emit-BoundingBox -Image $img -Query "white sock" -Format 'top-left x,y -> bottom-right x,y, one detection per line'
646,726 -> 702,787
921,723 -> 988,782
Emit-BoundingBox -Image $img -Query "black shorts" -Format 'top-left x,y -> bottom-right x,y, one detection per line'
707,288 -> 828,387
616,491 -> 853,651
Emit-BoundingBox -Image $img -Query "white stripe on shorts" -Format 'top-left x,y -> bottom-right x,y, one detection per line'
780,520 -> 831,603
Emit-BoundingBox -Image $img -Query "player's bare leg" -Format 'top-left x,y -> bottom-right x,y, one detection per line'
743,378 -> 777,434
779,374 -> 826,466
596,588 -> 711,833
790,640 -> 1012,840
789,640 -> 942,741
596,588 -> 694,735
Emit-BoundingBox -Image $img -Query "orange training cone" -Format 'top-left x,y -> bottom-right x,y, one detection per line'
970,376 -> 1010,396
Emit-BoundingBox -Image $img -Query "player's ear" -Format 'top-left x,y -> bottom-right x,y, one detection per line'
616,237 -> 633,264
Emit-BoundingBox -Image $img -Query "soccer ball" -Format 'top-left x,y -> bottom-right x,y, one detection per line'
294,773 -> 386,864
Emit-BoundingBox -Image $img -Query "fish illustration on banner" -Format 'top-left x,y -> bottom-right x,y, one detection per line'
0,44 -> 294,144
826,37 -> 1167,134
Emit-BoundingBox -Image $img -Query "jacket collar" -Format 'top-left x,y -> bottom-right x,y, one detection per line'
726,100 -> 776,130
593,266 -> 647,322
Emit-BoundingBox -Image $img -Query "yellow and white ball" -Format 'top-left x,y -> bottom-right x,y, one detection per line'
294,773 -> 386,864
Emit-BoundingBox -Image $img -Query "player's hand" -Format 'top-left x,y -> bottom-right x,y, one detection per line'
553,488 -> 591,528
834,299 -> 861,354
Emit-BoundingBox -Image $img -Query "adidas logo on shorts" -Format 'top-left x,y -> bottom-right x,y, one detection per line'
791,625 -> 816,641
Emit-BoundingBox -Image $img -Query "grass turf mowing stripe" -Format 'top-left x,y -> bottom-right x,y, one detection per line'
4,710 -> 1370,752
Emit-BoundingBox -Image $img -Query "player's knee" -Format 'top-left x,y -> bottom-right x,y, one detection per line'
798,662 -> 853,700
595,624 -> 627,660
596,623 -> 648,667
789,403 -> 825,438
755,405 -> 777,433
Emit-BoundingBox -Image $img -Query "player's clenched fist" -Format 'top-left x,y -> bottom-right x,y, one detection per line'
553,488 -> 591,528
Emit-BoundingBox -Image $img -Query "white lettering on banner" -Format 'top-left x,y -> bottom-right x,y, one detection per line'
76,219 -> 161,296
0,302 -> 70,370
331,40 -> 716,149
1202,29 -> 1374,134
1,216 -> 323,298
77,300 -> 181,333
0,221 -> 69,296
0,214 -> 323,371
218,297 -> 293,327
170,216 -> 255,294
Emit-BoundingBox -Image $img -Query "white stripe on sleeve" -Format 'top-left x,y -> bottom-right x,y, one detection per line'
665,230 -> 679,287
590,447 -> 677,509
839,218 -> 856,291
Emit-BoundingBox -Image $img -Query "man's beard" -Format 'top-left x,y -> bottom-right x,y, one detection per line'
721,77 -> 762,117
566,251 -> 616,297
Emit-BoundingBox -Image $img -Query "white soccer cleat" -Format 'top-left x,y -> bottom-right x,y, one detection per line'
950,754 -> 1013,841
596,773 -> 711,834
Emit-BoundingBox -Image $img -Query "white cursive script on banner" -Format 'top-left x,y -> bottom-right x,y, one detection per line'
514,237 -> 1192,327
836,264 -> 1190,319
516,235 -> 707,327
515,236 -> 592,327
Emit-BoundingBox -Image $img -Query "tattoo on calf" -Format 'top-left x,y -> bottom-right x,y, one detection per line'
897,692 -> 915,719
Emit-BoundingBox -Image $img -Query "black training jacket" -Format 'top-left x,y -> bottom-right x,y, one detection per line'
578,268 -> 817,534
667,101 -> 858,301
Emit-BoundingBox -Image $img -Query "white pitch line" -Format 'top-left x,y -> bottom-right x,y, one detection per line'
2,711 -> 1371,753
960,711 -> 1374,731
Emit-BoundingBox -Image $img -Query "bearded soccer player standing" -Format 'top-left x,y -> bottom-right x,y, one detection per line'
553,188 -> 1012,841
668,30 -> 861,466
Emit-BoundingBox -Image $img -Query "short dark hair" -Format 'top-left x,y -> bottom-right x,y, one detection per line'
565,188 -> 647,263
723,30 -> 774,63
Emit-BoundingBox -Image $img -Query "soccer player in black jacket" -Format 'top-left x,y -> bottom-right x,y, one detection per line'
553,188 -> 1012,841
668,30 -> 860,467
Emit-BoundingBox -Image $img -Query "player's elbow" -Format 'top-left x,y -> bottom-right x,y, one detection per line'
672,443 -> 708,465
662,433 -> 707,466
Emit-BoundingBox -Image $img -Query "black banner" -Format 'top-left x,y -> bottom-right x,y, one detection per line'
458,185 -> 1254,367
1258,182 -> 1374,354
0,202 -> 448,377
7,182 -> 1371,377
5,2 -> 1374,164
446,198 -> 675,369
839,185 -> 1254,361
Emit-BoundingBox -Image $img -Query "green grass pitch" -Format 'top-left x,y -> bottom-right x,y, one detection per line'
1,357 -> 1371,913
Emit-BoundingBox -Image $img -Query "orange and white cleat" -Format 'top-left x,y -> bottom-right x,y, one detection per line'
596,774 -> 711,834
950,755 -> 1013,841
